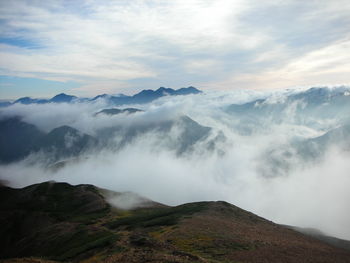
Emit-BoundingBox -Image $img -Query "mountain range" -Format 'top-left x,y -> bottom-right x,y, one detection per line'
0,112 -> 219,164
0,117 -> 97,163
224,86 -> 350,177
2,86 -> 201,106
1,85 -> 350,261
227,87 -> 350,132
1,86 -> 349,172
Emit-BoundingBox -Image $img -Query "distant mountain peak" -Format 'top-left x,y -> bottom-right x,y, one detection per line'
14,97 -> 48,104
14,97 -> 32,104
176,86 -> 202,95
9,86 -> 202,106
92,94 -> 111,101
51,93 -> 72,98
156,86 -> 174,92
16,96 -> 31,100
50,93 -> 77,103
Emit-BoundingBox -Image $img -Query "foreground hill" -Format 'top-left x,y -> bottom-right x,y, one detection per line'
0,182 -> 350,263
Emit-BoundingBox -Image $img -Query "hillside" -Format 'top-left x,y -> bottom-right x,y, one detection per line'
0,114 -> 215,164
1,182 -> 350,263
0,118 -> 96,163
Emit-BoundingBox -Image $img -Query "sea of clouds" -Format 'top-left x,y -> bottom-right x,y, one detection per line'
1,87 -> 350,240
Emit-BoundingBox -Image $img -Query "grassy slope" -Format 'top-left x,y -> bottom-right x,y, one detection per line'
1,182 -> 350,263
0,182 -> 117,261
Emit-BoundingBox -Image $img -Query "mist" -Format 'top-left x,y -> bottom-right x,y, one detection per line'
1,87 -> 350,240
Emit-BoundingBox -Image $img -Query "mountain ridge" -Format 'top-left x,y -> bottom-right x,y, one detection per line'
1,181 -> 350,263
4,86 -> 202,106
0,113 -> 214,164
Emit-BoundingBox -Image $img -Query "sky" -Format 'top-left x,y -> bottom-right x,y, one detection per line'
0,0 -> 350,99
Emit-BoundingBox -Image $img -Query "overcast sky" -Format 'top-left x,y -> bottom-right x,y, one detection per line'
1,0 -> 350,99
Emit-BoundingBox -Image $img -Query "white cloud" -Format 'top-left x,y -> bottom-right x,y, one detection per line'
1,88 -> 350,239
1,0 -> 350,95
207,38 -> 350,90
184,59 -> 222,74
0,0 -> 266,92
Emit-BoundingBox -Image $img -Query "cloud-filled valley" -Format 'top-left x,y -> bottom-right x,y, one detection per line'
1,86 -> 350,240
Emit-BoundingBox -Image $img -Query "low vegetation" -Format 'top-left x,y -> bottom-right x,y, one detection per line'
1,182 -> 350,263
106,202 -> 208,229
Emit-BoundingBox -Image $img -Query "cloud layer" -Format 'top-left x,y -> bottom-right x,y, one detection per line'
1,0 -> 350,98
1,87 -> 350,240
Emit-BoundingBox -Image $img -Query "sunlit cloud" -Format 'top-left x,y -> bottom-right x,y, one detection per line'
209,38 -> 350,90
0,0 -> 350,97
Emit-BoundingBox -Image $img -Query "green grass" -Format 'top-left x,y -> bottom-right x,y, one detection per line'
46,228 -> 118,261
15,182 -> 111,222
69,207 -> 110,224
106,202 -> 208,229
57,232 -> 118,260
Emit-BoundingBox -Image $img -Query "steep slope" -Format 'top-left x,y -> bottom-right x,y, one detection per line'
284,225 -> 350,251
258,123 -> 350,177
0,114 -> 218,164
95,114 -> 213,155
0,117 -> 97,164
39,125 -> 97,160
0,117 -> 45,163
0,182 -> 114,261
104,201 -> 350,263
1,182 -> 350,263
227,87 -> 350,118
299,123 -> 350,154
226,87 -> 350,135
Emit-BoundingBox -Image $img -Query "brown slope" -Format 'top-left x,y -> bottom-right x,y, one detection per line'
102,201 -> 350,263
162,201 -> 350,263
1,182 -> 350,263
283,225 -> 350,251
